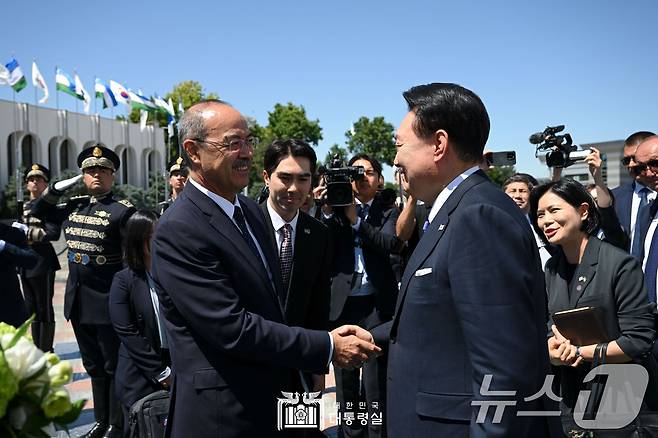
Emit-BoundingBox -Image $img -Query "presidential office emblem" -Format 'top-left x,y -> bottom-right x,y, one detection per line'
277,391 -> 323,431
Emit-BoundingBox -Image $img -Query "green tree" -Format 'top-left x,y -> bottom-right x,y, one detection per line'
248,103 -> 323,197
485,166 -> 517,187
345,116 -> 396,166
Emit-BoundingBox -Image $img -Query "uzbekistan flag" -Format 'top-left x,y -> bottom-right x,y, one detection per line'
95,78 -> 117,109
109,80 -> 131,106
129,89 -> 157,112
56,68 -> 77,98
6,58 -> 27,92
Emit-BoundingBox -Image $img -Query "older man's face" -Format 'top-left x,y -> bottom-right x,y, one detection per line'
193,106 -> 252,200
393,111 -> 439,203
634,137 -> 658,191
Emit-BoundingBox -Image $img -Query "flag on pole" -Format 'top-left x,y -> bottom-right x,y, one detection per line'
153,94 -> 174,115
139,109 -> 148,131
56,68 -> 77,98
74,73 -> 91,113
167,97 -> 175,139
32,61 -> 49,104
5,58 -> 27,92
0,64 -> 10,85
178,100 -> 184,117
128,89 -> 157,112
109,80 -> 130,106
95,78 -> 117,109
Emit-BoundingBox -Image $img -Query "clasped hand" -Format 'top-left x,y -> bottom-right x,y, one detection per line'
548,325 -> 583,368
330,325 -> 381,370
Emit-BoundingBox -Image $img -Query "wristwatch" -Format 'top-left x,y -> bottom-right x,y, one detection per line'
575,346 -> 582,358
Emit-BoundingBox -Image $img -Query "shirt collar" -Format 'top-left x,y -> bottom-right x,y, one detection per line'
188,176 -> 241,218
634,181 -> 654,194
266,198 -> 299,232
428,166 -> 480,223
355,197 -> 374,207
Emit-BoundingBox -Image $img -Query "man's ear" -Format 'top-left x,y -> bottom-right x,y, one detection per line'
183,139 -> 201,165
263,170 -> 270,186
433,129 -> 449,162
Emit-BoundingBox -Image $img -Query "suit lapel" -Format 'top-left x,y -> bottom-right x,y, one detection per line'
570,238 -> 600,307
185,184 -> 283,317
392,171 -> 488,324
289,213 -> 313,311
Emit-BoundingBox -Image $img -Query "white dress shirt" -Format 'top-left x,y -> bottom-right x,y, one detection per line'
267,199 -> 299,255
427,166 -> 480,224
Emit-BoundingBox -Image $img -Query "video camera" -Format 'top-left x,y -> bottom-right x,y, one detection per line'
530,125 -> 591,168
318,154 -> 365,207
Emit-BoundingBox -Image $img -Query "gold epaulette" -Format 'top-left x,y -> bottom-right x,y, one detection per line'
118,199 -> 134,208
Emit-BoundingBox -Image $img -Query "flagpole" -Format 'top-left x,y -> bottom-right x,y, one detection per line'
55,66 -> 59,110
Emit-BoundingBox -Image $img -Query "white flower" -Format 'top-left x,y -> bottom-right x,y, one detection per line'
3,337 -> 47,381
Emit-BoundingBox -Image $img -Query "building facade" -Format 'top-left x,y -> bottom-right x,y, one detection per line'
0,99 -> 167,200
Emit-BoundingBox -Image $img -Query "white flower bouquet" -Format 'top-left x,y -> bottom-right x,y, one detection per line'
0,317 -> 85,437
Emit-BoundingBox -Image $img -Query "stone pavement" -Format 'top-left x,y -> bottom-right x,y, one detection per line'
48,245 -> 340,436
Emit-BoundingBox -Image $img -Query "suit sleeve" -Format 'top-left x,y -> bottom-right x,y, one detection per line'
151,218 -> 331,374
1,229 -> 38,269
598,204 -> 629,251
109,271 -> 167,382
448,204 -> 547,438
612,255 -> 656,358
304,225 -> 332,331
358,207 -> 404,255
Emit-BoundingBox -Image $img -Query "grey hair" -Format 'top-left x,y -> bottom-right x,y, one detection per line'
178,99 -> 232,166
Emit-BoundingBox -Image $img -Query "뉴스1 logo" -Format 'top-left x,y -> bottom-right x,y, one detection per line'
277,391 -> 323,431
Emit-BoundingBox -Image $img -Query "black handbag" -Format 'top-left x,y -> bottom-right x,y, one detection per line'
128,389 -> 170,438
562,342 -> 658,438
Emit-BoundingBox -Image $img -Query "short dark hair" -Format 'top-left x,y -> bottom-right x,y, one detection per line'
263,139 -> 317,176
528,179 -> 600,245
625,131 -> 655,148
402,83 -> 490,163
123,210 -> 158,272
348,153 -> 382,177
503,173 -> 536,191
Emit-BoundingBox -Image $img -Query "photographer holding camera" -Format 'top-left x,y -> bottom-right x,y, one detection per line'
316,153 -> 402,438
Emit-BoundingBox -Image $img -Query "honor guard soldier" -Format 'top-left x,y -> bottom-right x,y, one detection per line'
19,164 -> 61,352
157,156 -> 187,216
30,145 -> 135,438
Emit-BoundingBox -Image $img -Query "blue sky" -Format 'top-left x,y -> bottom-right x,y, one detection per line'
2,0 -> 657,181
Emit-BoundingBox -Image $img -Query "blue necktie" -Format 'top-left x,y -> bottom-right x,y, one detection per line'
644,227 -> 658,304
631,188 -> 649,257
233,206 -> 264,267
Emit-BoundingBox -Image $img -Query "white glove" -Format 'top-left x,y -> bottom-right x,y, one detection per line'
54,174 -> 83,192
11,222 -> 29,236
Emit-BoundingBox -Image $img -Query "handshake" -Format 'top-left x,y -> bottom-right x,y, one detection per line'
330,325 -> 381,370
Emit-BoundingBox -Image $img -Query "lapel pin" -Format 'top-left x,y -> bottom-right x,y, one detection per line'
578,276 -> 586,282
304,228 -> 310,234
438,224 -> 445,231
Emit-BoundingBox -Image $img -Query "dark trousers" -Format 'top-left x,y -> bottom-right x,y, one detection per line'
332,295 -> 387,438
22,272 -> 56,351
72,321 -> 123,427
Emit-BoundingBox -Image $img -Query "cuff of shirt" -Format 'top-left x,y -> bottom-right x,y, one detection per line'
327,332 -> 334,368
0,240 -> 5,252
351,217 -> 362,231
156,366 -> 171,383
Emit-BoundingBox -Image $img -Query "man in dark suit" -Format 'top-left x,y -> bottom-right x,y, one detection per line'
372,83 -> 558,438
612,131 -> 656,257
20,164 -> 61,352
0,222 -> 37,328
259,139 -> 332,394
320,154 -> 403,438
150,100 -> 380,438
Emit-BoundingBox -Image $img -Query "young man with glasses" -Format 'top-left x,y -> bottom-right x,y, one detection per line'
612,131 -> 656,257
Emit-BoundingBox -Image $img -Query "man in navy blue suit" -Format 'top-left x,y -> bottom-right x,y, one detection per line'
372,83 -> 559,437
150,100 -> 380,438
612,131 -> 656,257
